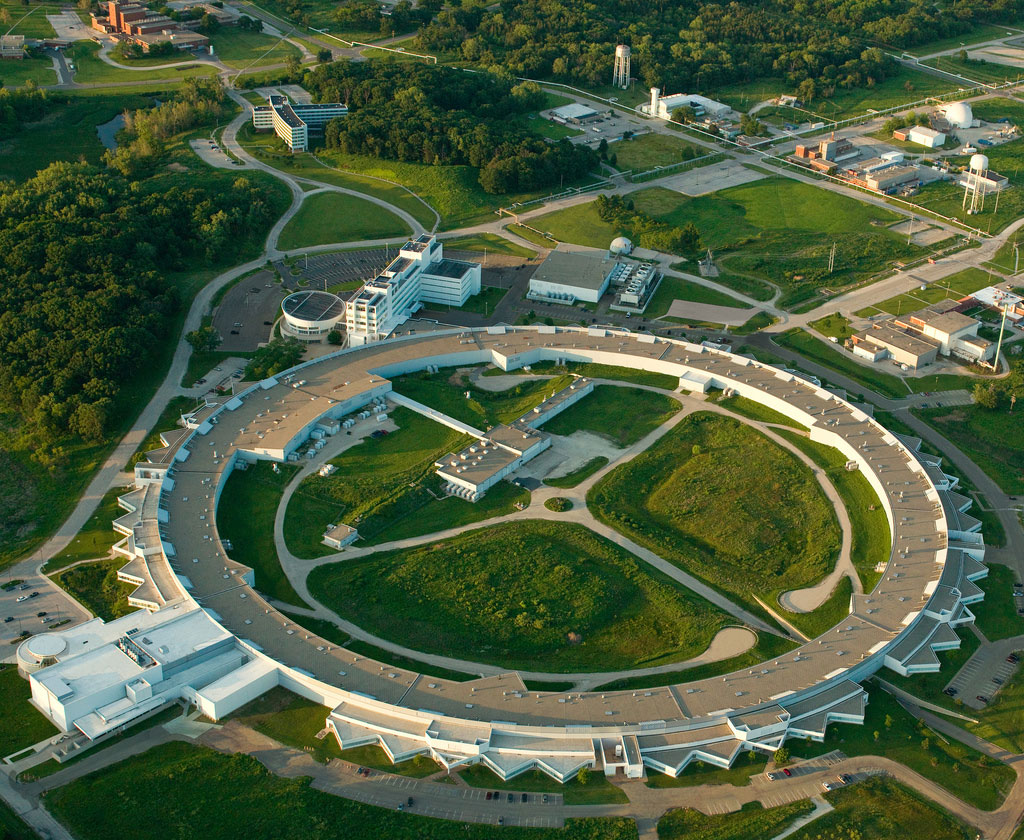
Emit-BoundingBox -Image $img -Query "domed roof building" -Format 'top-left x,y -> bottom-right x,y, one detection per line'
944,102 -> 974,130
609,236 -> 633,255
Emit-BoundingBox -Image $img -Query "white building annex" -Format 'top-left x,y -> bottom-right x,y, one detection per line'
345,234 -> 482,344
20,326 -> 987,782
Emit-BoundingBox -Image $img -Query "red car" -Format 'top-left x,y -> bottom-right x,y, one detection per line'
782,768 -> 792,777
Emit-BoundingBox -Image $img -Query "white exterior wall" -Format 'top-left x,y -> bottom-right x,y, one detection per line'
528,276 -> 608,303
418,263 -> 482,306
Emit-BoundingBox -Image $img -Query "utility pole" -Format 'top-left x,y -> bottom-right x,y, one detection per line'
828,242 -> 836,274
1014,241 -> 1019,275
991,303 -> 1010,371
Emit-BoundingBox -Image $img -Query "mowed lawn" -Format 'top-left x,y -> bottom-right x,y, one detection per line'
276,192 -> 410,250
646,275 -> 752,319
914,404 -> 1024,495
217,461 -> 308,607
209,28 -> 301,69
856,267 -> 999,317
308,520 -> 730,672
45,741 -> 637,840
68,41 -> 216,84
611,133 -> 704,172
53,556 -> 137,622
0,665 -> 58,757
589,412 -> 841,616
46,487 -> 125,571
542,385 -> 680,446
0,54 -> 55,86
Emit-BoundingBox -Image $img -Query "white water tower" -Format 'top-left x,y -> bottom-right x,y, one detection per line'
962,152 -> 990,215
612,44 -> 631,90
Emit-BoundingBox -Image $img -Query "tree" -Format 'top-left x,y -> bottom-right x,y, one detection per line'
286,53 -> 302,80
186,325 -> 222,353
671,105 -> 696,124
884,713 -> 894,729
199,13 -> 220,33
327,330 -> 343,345
598,138 -> 608,159
747,749 -> 757,763
317,48 -> 332,63
576,767 -> 590,785
773,747 -> 790,766
974,382 -> 999,409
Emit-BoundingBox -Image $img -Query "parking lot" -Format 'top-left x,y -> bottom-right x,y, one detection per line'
190,138 -> 248,170
0,576 -> 87,650
947,638 -> 1022,709
211,271 -> 286,352
273,250 -> 391,292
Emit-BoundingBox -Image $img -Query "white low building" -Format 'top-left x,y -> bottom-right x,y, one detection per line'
527,245 -> 619,304
345,234 -> 482,344
907,126 -> 945,148
643,88 -> 730,120
22,605 -> 244,739
281,290 -> 346,343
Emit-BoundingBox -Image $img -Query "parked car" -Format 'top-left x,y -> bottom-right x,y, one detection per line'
1010,654 -> 1021,664
15,595 -> 27,603
507,793 -> 514,803
977,695 -> 990,703
485,791 -> 492,800
943,687 -> 957,696
766,772 -> 780,781
782,768 -> 792,777
407,797 -> 413,807
542,794 -> 548,803
36,611 -> 46,618
521,793 -> 527,803
3,617 -> 12,623
29,591 -> 39,598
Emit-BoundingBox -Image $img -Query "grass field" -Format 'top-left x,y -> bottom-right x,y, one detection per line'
0,92 -> 153,182
236,125 -> 437,229
343,639 -> 475,682
924,54 -> 1024,85
645,751 -> 767,789
0,798 -> 32,840
975,563 -> 1023,641
610,133 -> 703,173
646,276 -> 752,319
906,23 -> 1017,56
791,777 -> 973,840
592,631 -> 798,692
854,267 -> 999,318
541,385 -> 680,446
393,369 -> 574,430
424,284 -> 508,316
315,148 -> 594,231
782,575 -> 853,639
820,682 -> 1014,811
283,407 -> 528,555
533,180 -> 917,309
308,520 -> 730,672
0,665 -> 57,757
458,765 -> 628,805
276,191 -> 410,250
445,233 -> 536,259
913,177 -> 1024,236
0,53 -> 55,86
809,313 -> 857,341
45,488 -> 125,571
209,28 -> 300,69
1,3 -> 58,38
336,743 -> 440,778
711,66 -> 958,119
217,460 -> 308,607
913,403 -> 1024,494
659,800 -> 813,840
544,456 -> 609,489
773,429 -> 891,592
227,687 -> 347,764
590,412 -> 841,617
714,394 -> 808,430
69,42 -> 216,84
488,360 -> 680,391
53,556 -> 136,622
45,741 -> 638,840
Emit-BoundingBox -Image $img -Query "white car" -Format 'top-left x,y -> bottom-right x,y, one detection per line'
15,595 -> 28,603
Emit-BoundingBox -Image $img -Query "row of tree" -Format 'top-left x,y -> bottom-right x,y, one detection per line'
0,86 -> 48,141
307,63 -> 597,194
595,194 -> 701,254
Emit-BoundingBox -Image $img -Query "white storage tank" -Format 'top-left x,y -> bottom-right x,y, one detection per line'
376,413 -> 388,423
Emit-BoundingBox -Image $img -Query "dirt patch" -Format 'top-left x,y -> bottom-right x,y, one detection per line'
166,162 -> 188,172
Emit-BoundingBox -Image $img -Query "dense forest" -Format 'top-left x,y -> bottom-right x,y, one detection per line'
413,0 -> 1023,93
0,86 -> 49,140
0,162 -> 282,450
306,63 -> 598,193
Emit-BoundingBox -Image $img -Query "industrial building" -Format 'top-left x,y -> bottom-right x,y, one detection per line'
281,290 -> 346,342
251,93 -> 348,152
15,323 -> 987,784
893,125 -> 946,148
92,0 -> 210,51
966,285 -> 1024,322
794,136 -> 858,164
643,88 -> 731,121
549,102 -> 598,125
0,35 -> 25,59
344,234 -> 482,344
850,300 -> 994,368
527,245 -> 618,304
435,378 -> 594,501
608,262 -> 662,313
